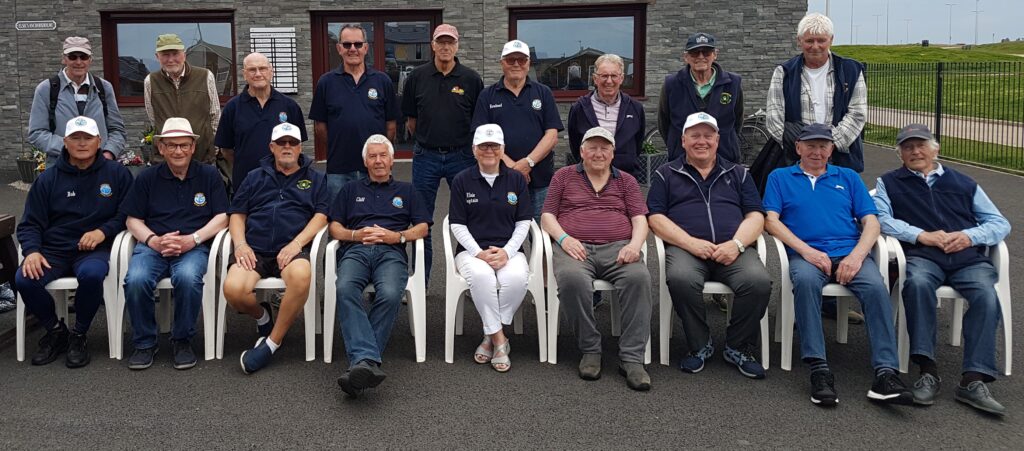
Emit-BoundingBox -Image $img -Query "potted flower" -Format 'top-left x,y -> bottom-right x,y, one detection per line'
139,126 -> 155,163
118,148 -> 148,177
16,147 -> 46,184
637,136 -> 668,187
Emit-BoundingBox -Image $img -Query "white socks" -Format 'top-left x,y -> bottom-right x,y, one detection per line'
266,337 -> 279,353
256,309 -> 271,326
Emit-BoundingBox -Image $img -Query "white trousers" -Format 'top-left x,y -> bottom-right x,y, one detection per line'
455,250 -> 529,335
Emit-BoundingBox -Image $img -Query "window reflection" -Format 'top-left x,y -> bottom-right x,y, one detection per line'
116,22 -> 235,97
516,16 -> 635,91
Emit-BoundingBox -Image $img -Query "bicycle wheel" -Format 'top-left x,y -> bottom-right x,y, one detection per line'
739,123 -> 770,167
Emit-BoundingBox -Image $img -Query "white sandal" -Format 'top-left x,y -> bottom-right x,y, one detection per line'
491,340 -> 511,373
473,336 -> 492,364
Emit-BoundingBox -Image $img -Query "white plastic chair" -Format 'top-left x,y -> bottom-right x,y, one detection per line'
887,236 -> 1012,375
543,229 -> 652,365
16,230 -> 130,361
442,215 -> 547,363
113,228 -> 228,360
215,226 -> 328,362
772,234 -> 891,371
655,234 -> 771,368
322,236 -> 427,363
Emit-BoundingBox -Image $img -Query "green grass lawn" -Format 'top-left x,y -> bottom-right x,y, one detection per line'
834,44 -> 1024,63
865,124 -> 1024,173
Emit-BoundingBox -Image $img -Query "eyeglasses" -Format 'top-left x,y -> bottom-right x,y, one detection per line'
433,39 -> 458,47
340,41 -> 365,49
245,66 -> 271,74
687,48 -> 715,57
162,143 -> 193,152
475,143 -> 501,151
273,138 -> 301,148
66,53 -> 91,61
503,56 -> 529,66
595,73 -> 622,81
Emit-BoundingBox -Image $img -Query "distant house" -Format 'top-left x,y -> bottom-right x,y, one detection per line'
187,40 -> 234,95
117,56 -> 150,97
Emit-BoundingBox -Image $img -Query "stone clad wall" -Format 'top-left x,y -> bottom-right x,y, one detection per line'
1,0 -> 806,169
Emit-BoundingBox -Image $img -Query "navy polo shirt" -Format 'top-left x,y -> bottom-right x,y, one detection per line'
471,77 -> 563,188
449,165 -> 533,253
228,154 -> 330,255
121,162 -> 229,237
329,176 -> 432,260
215,86 -> 307,192
309,66 -> 399,174
762,163 -> 877,257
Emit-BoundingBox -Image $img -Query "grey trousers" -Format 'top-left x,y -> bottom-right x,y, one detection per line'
552,239 -> 652,363
665,245 -> 771,353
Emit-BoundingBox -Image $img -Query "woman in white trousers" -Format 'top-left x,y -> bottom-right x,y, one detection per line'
448,124 -> 533,372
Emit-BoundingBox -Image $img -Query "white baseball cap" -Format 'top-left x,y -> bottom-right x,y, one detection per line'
154,117 -> 199,140
581,127 -> 615,147
271,122 -> 302,142
500,40 -> 530,59
473,124 -> 504,146
683,112 -> 719,132
64,116 -> 100,137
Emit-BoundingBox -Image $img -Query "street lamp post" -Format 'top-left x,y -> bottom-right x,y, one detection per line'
945,3 -> 957,44
873,14 -> 882,44
905,19 -> 911,44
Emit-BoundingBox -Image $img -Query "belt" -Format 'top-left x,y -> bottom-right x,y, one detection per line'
418,142 -> 465,154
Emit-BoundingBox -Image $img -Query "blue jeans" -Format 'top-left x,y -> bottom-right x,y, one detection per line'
412,142 -> 475,285
123,243 -> 210,349
789,253 -> 899,370
903,257 -> 1000,378
327,171 -> 367,201
15,250 -> 109,334
335,244 -> 409,366
529,186 -> 548,223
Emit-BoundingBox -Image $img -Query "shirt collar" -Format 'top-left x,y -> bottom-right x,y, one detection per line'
241,85 -> 281,102
575,162 -> 620,179
61,68 -> 91,88
689,67 -> 717,87
908,162 -> 944,180
591,91 -> 621,107
496,75 -> 533,93
162,62 -> 188,79
362,175 -> 394,186
472,163 -> 511,180
789,162 -> 838,178
431,57 -> 464,76
157,161 -> 198,180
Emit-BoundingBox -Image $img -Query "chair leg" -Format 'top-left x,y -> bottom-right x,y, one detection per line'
836,297 -> 850,344
411,289 -> 426,363
780,293 -> 795,371
444,286 -> 461,364
951,298 -> 965,347
532,287 -> 547,363
323,288 -> 336,364
760,312 -> 770,370
997,284 -> 1012,375
157,290 -> 172,334
202,284 -> 216,361
215,294 -> 228,360
659,286 -> 672,366
897,295 -> 911,373
454,294 -> 465,336
304,293 -> 316,362
547,293 -> 560,365
513,305 -> 524,335
16,294 -> 26,362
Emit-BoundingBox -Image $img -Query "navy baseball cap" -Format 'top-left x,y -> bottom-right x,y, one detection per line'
896,123 -> 934,145
797,123 -> 833,141
685,32 -> 716,51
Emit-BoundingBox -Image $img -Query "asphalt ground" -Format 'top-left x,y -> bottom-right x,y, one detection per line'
0,143 -> 1021,449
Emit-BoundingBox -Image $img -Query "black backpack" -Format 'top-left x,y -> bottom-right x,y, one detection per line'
48,74 -> 109,131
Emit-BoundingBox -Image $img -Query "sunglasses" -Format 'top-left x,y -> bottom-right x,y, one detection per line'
503,56 -> 529,66
274,138 -> 301,147
340,41 -> 365,49
687,48 -> 715,57
66,52 -> 91,61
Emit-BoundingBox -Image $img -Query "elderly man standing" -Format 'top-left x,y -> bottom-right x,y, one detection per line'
658,32 -> 743,164
329,135 -> 430,397
567,54 -> 646,179
472,39 -> 563,221
648,113 -> 770,379
121,118 -> 229,370
401,24 -> 483,282
764,123 -> 911,407
16,116 -> 132,368
542,127 -> 651,391
873,124 -> 1011,415
222,123 -> 330,374
216,52 -> 307,194
310,24 -> 399,196
144,34 -> 221,165
28,36 -> 126,167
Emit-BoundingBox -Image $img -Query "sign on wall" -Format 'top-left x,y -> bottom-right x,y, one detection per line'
250,27 -> 298,94
15,20 -> 57,31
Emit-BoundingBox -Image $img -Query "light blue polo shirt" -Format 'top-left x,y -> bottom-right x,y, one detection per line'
762,163 -> 877,257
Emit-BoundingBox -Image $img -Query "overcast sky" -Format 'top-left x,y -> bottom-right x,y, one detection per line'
807,0 -> 1022,45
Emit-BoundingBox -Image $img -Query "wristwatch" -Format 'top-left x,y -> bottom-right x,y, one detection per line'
399,231 -> 407,244
526,157 -> 536,168
732,239 -> 745,253
192,233 -> 202,246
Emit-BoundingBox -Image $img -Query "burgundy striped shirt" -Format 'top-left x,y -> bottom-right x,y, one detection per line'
543,164 -> 647,244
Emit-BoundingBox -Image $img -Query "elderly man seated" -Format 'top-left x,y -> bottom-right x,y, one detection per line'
763,123 -> 911,407
541,126 -> 652,391
329,135 -> 430,397
121,118 -> 229,370
16,116 -> 131,368
222,122 -> 330,374
648,112 -> 770,379
873,124 -> 1011,415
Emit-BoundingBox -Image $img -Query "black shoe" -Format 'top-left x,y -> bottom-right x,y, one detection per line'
337,370 -> 361,397
810,371 -> 839,407
31,323 -> 69,366
340,360 -> 386,397
172,339 -> 197,370
65,332 -> 90,368
128,346 -> 158,370
867,371 -> 914,405
618,362 -> 652,391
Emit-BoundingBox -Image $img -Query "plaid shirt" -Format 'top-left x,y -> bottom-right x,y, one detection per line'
765,53 -> 867,153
